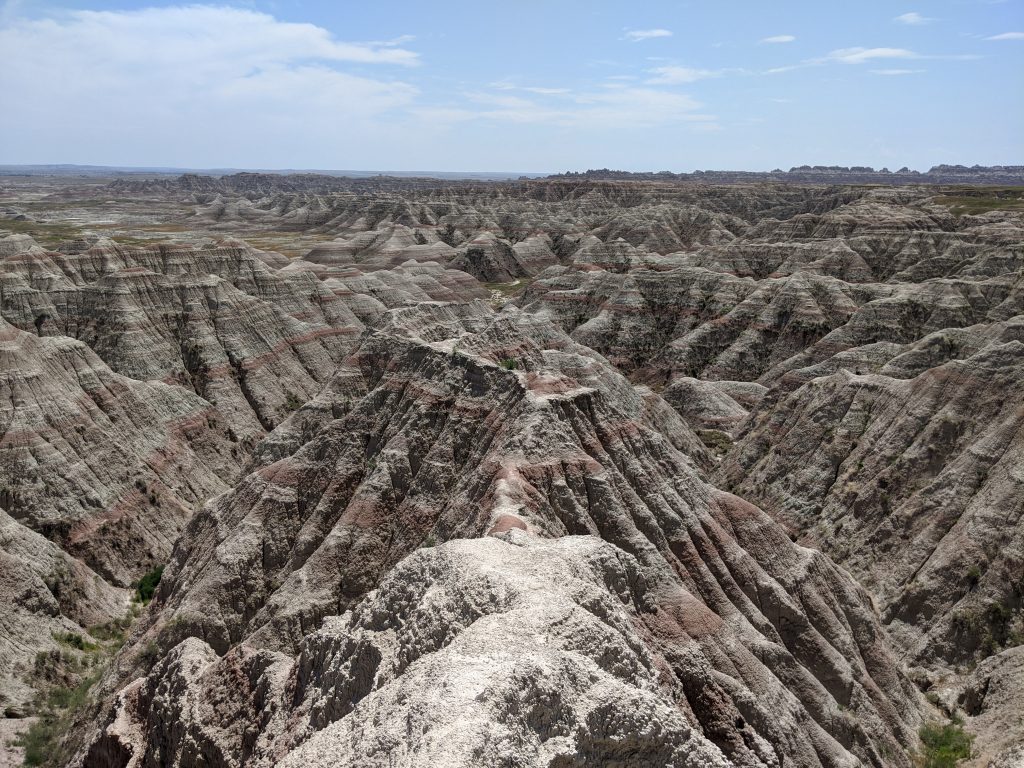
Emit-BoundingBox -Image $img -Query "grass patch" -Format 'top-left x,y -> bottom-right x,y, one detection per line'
17,670 -> 102,766
484,280 -> 529,308
52,631 -> 98,652
697,428 -> 734,457
933,187 -> 1024,216
919,721 -> 973,768
0,217 -> 84,247
135,564 -> 164,604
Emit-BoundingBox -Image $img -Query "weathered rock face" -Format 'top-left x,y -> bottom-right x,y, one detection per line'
500,185 -> 1024,759
0,237 -> 363,442
717,320 -> 1024,672
76,302 -> 921,768
0,508 -> 128,715
955,647 -> 1024,768
0,316 -> 238,585
0,316 -> 234,712
0,231 -> 491,720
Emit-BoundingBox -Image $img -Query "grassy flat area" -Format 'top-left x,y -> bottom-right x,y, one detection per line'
933,186 -> 1024,216
0,217 -> 85,247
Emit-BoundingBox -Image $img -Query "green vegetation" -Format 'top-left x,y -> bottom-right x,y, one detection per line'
965,565 -> 982,589
484,280 -> 528,308
697,428 -> 734,457
933,187 -> 1024,217
15,615 -> 133,767
0,216 -> 84,247
88,610 -> 137,645
42,564 -> 73,602
18,662 -> 101,765
919,721 -> 973,768
951,597 -> 1022,659
283,391 -> 304,412
135,564 -> 164,604
500,358 -> 518,370
52,631 -> 97,652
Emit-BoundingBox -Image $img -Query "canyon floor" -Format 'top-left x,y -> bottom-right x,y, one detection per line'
1,173 -> 1022,767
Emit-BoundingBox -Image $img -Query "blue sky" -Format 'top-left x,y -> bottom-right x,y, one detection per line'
1,0 -> 1021,172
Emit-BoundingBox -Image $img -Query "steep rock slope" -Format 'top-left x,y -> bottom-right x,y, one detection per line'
717,320 -> 1024,671
0,232 -> 491,720
0,316 -> 236,711
0,237 -> 363,441
76,303 -> 921,768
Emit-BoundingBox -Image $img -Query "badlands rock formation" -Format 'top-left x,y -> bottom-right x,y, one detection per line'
0,229 -> 484,715
0,174 -> 1020,766
76,302 -> 920,768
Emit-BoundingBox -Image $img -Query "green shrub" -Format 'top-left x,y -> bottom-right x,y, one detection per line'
88,613 -> 132,643
697,429 -> 733,456
919,721 -> 973,768
17,712 -> 61,767
500,358 -> 518,370
135,565 -> 164,604
52,631 -> 97,652
966,565 -> 982,589
16,670 -> 101,766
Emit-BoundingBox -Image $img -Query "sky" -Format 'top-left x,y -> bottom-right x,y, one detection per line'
0,0 -> 1022,172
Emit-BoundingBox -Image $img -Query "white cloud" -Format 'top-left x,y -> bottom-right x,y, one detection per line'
827,47 -> 919,63
760,35 -> 796,44
986,32 -> 1024,40
492,81 -> 571,95
871,68 -> 926,75
894,13 -> 934,25
423,86 -> 714,130
646,66 -> 721,84
0,5 -> 419,164
625,28 -> 673,42
572,87 -> 713,127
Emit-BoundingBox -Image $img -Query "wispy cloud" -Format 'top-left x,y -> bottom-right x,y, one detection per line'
624,28 -> 673,42
763,44 -> 977,76
986,31 -> 1024,40
491,81 -> 570,95
425,86 -> 715,130
894,13 -> 934,25
827,47 -> 919,64
760,35 -> 796,44
646,66 -> 722,84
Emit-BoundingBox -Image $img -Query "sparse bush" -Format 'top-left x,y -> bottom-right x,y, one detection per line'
17,666 -> 101,766
284,391 -> 304,412
43,565 -> 72,602
139,640 -> 160,668
135,565 -> 164,604
500,358 -> 518,370
89,614 -> 132,644
17,713 -> 62,767
697,429 -> 733,457
966,565 -> 981,589
52,631 -> 97,652
919,721 -> 972,768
